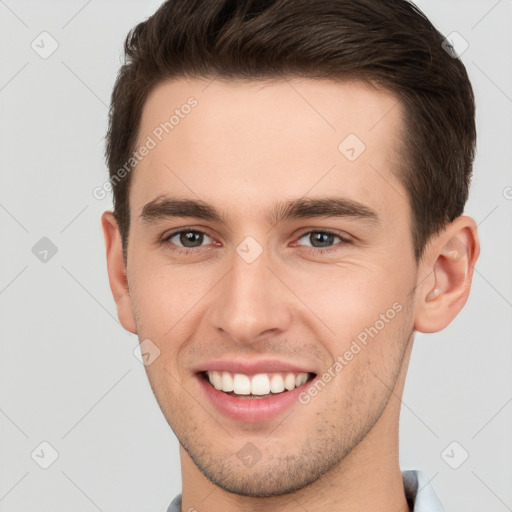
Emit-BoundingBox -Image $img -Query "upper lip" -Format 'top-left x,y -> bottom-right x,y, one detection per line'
193,358 -> 317,376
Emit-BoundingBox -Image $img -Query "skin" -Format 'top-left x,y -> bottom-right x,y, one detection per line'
102,77 -> 479,512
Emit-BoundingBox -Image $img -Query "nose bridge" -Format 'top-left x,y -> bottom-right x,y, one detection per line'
211,240 -> 291,344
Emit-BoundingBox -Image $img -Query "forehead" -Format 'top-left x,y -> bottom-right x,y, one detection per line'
130,77 -> 407,223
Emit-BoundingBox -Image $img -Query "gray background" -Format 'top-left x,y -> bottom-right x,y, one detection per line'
0,1 -> 511,511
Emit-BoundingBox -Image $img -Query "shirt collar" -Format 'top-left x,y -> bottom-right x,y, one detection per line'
402,470 -> 446,512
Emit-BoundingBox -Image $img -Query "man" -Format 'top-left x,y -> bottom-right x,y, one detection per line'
101,0 -> 480,510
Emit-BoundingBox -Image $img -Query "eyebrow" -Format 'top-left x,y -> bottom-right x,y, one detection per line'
139,195 -> 379,226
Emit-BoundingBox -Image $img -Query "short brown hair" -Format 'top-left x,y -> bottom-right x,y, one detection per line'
105,0 -> 476,261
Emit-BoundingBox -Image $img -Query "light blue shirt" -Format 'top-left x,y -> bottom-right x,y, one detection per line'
166,469 -> 445,511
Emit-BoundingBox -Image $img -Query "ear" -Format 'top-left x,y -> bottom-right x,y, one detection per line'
414,215 -> 480,333
101,211 -> 137,334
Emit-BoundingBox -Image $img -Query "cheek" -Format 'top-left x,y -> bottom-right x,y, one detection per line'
129,262 -> 206,336
291,259 -> 414,336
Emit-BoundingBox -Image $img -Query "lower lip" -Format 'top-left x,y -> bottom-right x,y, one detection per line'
197,374 -> 312,423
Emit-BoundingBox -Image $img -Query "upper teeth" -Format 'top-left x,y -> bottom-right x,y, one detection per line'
206,371 -> 309,395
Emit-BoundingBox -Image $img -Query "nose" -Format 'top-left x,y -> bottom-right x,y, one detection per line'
210,244 -> 293,345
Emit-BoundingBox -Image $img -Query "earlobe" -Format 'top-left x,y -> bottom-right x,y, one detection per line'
101,211 -> 137,334
414,216 -> 480,333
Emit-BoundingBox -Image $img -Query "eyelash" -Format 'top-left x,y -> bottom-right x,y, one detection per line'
161,228 -> 352,255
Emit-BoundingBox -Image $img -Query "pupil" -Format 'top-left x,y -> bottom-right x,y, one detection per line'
312,232 -> 333,247
181,231 -> 202,247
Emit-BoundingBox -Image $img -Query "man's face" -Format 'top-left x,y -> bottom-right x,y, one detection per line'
125,77 -> 420,495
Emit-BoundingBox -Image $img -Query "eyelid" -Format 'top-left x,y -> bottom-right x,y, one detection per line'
294,227 -> 352,242
161,227 -> 215,247
292,229 -> 353,252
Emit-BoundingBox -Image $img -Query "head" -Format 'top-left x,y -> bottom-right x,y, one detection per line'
102,0 -> 479,499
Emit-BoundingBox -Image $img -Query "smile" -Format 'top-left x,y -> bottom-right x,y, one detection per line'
197,368 -> 317,422
205,370 -> 313,397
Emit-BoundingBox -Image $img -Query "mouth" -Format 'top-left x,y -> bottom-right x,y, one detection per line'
200,370 -> 316,398
196,369 -> 318,422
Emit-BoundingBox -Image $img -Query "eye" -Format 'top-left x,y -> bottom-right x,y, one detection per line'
163,229 -> 214,251
294,230 -> 351,252
161,228 -> 351,255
